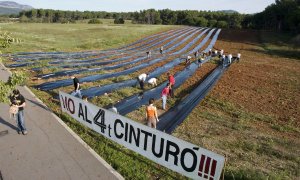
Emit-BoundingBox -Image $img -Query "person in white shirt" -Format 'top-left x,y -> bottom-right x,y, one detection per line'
146,51 -> 151,59
108,103 -> 118,114
214,50 -> 218,56
186,55 -> 192,65
220,49 -> 224,55
222,55 -> 226,67
236,53 -> 241,62
137,73 -> 149,90
148,77 -> 157,87
228,54 -> 232,64
219,49 -> 224,58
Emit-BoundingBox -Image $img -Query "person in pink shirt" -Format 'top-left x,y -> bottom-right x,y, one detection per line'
167,72 -> 175,98
161,83 -> 170,110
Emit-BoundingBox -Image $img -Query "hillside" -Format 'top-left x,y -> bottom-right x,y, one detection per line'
0,1 -> 33,15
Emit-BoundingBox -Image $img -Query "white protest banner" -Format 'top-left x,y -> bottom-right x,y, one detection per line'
59,91 -> 224,179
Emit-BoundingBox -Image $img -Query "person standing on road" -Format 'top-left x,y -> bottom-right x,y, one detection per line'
168,72 -> 175,98
160,46 -> 164,55
71,76 -> 82,98
161,83 -> 170,110
10,89 -> 27,135
146,98 -> 159,128
137,73 -> 149,90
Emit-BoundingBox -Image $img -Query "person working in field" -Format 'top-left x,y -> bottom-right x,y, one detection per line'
160,46 -> 164,54
148,77 -> 158,87
71,76 -> 82,98
108,103 -> 118,114
236,53 -> 241,62
219,49 -> 224,58
82,95 -> 88,102
228,54 -> 233,64
146,98 -> 159,128
208,49 -> 212,56
185,55 -> 192,65
198,54 -> 205,67
167,72 -> 175,98
194,50 -> 199,59
137,73 -> 149,90
214,50 -> 218,56
146,50 -> 151,59
161,83 -> 170,110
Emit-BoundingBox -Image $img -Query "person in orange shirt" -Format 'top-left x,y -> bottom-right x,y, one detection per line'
146,98 -> 159,128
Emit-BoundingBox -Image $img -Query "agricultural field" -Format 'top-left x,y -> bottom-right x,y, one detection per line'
1,22 -> 300,179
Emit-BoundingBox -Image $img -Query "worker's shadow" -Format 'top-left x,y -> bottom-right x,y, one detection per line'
0,116 -> 18,131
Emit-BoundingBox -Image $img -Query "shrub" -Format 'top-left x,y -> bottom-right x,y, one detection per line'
114,17 -> 125,24
88,19 -> 102,24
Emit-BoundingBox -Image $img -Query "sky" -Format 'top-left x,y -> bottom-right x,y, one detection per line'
12,0 -> 276,14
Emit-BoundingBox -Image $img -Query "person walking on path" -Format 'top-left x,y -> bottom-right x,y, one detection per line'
147,77 -> 157,87
167,72 -> 175,98
71,76 -> 82,98
10,89 -> 27,135
137,73 -> 149,90
146,98 -> 159,128
161,83 -> 170,110
160,46 -> 164,55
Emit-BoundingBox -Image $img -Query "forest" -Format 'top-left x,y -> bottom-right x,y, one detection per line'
4,0 -> 300,33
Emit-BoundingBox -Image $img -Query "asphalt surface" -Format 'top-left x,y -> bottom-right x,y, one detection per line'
0,63 -> 123,180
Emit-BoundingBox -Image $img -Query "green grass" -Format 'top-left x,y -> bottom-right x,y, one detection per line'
3,24 -> 300,179
30,87 -> 185,180
0,22 -> 177,53
259,31 -> 300,60
76,18 -> 132,24
173,95 -> 300,180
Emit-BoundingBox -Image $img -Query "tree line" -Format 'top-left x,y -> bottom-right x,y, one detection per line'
243,0 -> 299,32
13,0 -> 299,33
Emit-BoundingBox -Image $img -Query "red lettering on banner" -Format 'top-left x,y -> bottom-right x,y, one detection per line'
204,157 -> 211,179
210,160 -> 217,180
198,155 -> 205,177
198,155 -> 217,180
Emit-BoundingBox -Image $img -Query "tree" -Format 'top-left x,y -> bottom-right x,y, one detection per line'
88,19 -> 102,24
194,17 -> 208,27
216,21 -> 228,28
114,17 -> 125,24
0,32 -> 26,103
208,19 -> 218,27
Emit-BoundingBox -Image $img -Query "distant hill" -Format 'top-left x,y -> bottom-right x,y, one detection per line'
218,10 -> 239,14
0,1 -> 33,15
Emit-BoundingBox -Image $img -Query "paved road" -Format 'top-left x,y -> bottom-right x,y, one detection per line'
0,63 -> 123,180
